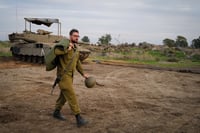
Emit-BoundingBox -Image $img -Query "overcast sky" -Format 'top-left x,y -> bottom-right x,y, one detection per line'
0,0 -> 200,44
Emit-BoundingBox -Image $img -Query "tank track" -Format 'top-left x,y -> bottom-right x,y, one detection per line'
12,52 -> 90,64
12,54 -> 45,64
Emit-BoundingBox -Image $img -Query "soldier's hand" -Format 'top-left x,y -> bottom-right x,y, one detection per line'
83,74 -> 89,79
68,43 -> 74,50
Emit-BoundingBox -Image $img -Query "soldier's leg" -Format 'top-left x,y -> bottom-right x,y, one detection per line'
59,75 -> 88,127
59,75 -> 81,115
55,91 -> 67,110
61,88 -> 81,115
53,91 -> 67,121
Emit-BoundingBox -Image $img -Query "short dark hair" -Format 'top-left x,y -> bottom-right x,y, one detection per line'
69,29 -> 79,36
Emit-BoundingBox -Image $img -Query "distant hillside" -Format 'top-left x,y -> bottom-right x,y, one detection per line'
80,43 -> 200,68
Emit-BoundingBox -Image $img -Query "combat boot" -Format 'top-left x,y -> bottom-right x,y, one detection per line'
75,114 -> 88,127
53,109 -> 66,121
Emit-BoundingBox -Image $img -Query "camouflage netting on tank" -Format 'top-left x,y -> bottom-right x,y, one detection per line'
24,18 -> 59,27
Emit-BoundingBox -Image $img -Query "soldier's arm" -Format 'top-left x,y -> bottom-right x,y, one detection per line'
54,46 -> 68,55
76,53 -> 84,76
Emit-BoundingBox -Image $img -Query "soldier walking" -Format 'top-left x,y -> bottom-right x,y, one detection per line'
53,29 -> 88,127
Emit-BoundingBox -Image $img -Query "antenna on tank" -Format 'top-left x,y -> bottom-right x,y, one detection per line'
15,0 -> 18,33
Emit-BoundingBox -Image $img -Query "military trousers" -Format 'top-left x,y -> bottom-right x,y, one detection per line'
55,73 -> 81,115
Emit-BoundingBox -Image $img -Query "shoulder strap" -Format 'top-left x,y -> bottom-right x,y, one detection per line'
63,48 -> 78,74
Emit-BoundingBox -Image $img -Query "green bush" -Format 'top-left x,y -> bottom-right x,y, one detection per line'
175,51 -> 186,59
191,54 -> 200,62
148,50 -> 164,57
167,58 -> 179,62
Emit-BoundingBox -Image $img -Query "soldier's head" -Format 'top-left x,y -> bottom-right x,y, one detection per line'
69,29 -> 79,43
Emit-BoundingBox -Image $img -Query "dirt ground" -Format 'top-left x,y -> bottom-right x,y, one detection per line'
0,58 -> 200,133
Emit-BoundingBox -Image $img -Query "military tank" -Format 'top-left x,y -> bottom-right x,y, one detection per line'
9,18 -> 90,63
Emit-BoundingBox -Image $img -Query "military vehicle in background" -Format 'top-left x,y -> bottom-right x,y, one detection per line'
9,18 -> 90,63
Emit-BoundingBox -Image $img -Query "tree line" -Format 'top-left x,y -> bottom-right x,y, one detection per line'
163,36 -> 200,48
81,34 -> 112,45
81,34 -> 200,49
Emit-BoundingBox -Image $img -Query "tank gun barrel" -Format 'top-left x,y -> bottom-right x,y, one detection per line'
77,41 -> 91,45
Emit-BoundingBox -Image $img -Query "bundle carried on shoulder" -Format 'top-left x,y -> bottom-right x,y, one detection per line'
45,38 -> 70,71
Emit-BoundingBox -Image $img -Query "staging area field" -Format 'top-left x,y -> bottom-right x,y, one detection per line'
0,59 -> 200,133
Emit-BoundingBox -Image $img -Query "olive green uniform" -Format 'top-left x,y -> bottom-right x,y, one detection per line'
54,44 -> 84,115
